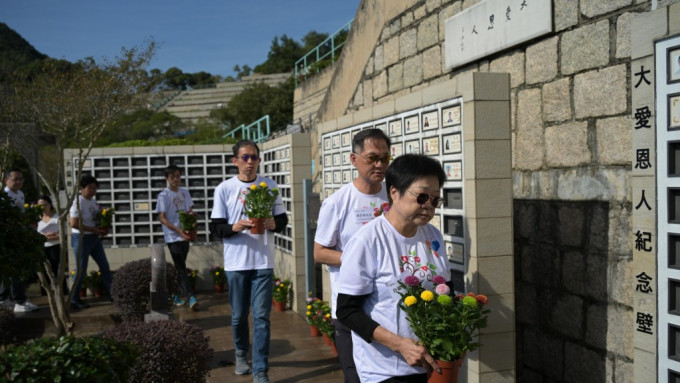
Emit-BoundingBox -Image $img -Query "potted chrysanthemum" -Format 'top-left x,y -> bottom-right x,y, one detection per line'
305,295 -> 324,337
210,266 -> 226,293
397,275 -> 489,383
243,182 -> 279,234
179,210 -> 198,241
272,277 -> 291,311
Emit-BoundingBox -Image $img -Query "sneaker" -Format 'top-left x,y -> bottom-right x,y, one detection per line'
14,301 -> 39,312
189,296 -> 199,311
235,352 -> 251,375
71,300 -> 90,310
173,295 -> 186,306
253,371 -> 270,383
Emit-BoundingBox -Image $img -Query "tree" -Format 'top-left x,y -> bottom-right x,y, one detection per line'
251,31 -> 329,75
233,64 -> 251,80
253,34 -> 304,74
211,78 -> 294,135
1,40 -> 157,336
95,109 -> 185,146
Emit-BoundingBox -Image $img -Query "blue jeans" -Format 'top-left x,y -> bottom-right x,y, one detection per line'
226,268 -> 273,375
71,233 -> 112,303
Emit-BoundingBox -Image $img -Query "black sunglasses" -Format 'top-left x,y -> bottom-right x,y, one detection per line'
355,152 -> 393,165
407,190 -> 444,208
240,154 -> 260,162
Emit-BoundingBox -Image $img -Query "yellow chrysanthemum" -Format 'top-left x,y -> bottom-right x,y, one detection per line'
421,290 -> 434,302
306,311 -> 311,316
404,296 -> 417,306
259,182 -> 268,188
215,272 -> 219,276
102,209 -> 107,215
24,203 -> 29,208
307,305 -> 312,310
250,184 -> 258,190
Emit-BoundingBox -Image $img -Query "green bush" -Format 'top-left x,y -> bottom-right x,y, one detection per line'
102,320 -> 213,382
0,305 -> 15,345
110,258 -> 179,322
0,189 -> 45,285
0,335 -> 139,382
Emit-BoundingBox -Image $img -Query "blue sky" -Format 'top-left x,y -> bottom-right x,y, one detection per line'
1,1 -> 360,78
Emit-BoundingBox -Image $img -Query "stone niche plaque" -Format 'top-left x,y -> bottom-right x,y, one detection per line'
445,0 -> 552,69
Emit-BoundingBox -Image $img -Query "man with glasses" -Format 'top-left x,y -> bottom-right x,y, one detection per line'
210,140 -> 287,383
2,169 -> 39,312
314,128 -> 391,383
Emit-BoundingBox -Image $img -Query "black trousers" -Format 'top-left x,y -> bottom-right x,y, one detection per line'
167,241 -> 194,298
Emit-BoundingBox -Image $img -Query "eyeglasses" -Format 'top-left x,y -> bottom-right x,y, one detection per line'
240,154 -> 260,162
355,152 -> 393,165
407,190 -> 444,208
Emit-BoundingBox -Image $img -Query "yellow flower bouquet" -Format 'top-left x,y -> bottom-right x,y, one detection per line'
96,205 -> 115,228
243,182 -> 279,219
397,275 -> 489,362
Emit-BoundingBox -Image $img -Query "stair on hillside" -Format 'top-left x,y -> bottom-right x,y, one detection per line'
160,72 -> 291,125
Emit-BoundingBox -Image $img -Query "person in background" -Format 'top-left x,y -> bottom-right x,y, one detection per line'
37,195 -> 68,294
157,164 -> 198,310
2,168 -> 39,312
314,128 -> 391,383
69,174 -> 112,310
210,140 -> 288,383
336,154 -> 450,383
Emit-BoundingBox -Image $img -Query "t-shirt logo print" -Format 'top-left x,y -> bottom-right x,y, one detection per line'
399,249 -> 438,280
371,202 -> 390,217
425,239 -> 440,258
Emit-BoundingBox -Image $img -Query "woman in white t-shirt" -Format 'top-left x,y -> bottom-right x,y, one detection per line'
37,195 -> 67,293
336,154 -> 450,383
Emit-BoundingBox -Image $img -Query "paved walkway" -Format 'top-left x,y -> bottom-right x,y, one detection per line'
13,289 -> 344,383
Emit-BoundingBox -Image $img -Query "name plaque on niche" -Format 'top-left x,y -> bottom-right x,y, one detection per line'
444,188 -> 463,210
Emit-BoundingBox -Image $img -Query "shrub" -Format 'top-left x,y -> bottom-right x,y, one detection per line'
0,335 -> 139,382
102,320 -> 213,382
0,305 -> 15,345
110,258 -> 179,322
0,189 -> 45,284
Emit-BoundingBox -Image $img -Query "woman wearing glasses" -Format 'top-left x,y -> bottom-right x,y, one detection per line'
336,154 -> 450,383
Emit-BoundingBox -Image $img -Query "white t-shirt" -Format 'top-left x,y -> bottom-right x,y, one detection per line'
4,186 -> 24,211
156,187 -> 193,243
210,175 -> 286,271
69,195 -> 99,235
337,215 -> 450,383
314,182 -> 388,318
37,214 -> 59,247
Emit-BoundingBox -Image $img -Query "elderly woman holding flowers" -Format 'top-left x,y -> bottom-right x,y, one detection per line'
336,154 -> 450,383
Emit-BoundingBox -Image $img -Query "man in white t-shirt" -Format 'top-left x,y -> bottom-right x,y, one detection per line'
157,165 -> 198,310
2,169 -> 39,312
210,140 -> 288,383
314,128 -> 391,383
69,174 -> 113,310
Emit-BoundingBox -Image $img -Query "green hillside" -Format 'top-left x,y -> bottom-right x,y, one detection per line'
0,22 -> 48,81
